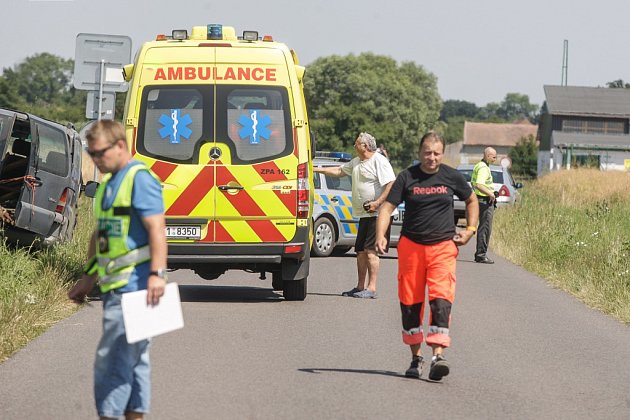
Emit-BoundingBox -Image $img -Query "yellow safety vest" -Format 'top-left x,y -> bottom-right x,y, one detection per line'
93,163 -> 160,293
471,160 -> 494,197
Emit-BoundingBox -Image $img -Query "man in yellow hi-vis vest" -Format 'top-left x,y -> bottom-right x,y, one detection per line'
69,120 -> 167,420
471,147 -> 497,264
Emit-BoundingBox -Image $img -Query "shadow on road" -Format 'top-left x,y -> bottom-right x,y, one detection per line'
178,285 -> 283,303
299,367 -> 438,383
322,253 -> 398,260
307,292 -> 346,297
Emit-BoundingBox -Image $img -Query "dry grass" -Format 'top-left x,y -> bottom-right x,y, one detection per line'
492,169 -> 630,324
535,168 -> 630,207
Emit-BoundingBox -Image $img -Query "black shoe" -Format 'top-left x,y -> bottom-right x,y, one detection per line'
428,355 -> 450,381
405,356 -> 424,379
475,257 -> 494,264
341,287 -> 361,297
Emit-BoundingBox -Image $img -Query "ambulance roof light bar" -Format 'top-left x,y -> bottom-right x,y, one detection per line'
172,29 -> 188,40
207,24 -> 223,40
242,31 -> 258,41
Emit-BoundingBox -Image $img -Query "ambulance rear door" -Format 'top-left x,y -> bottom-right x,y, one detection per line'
135,48 -> 216,244
212,47 -> 298,244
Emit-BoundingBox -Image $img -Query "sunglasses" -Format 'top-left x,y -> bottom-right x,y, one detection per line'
86,142 -> 117,158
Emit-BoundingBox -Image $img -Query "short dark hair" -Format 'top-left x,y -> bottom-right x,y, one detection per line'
419,131 -> 445,151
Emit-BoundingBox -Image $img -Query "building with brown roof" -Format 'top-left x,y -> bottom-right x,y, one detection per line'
460,120 -> 538,165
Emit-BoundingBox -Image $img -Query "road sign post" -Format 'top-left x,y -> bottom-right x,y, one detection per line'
74,33 -> 131,180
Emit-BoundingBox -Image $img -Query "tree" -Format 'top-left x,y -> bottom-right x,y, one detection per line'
606,79 -> 630,88
495,93 -> 538,123
0,53 -> 87,125
440,115 -> 466,144
508,134 -> 538,178
440,99 -> 479,121
303,53 -> 441,167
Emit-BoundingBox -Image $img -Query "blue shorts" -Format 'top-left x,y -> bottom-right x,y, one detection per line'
94,291 -> 151,418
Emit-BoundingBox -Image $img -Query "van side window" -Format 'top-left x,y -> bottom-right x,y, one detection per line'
139,87 -> 205,162
36,124 -> 68,177
220,87 -> 292,164
1,117 -> 32,183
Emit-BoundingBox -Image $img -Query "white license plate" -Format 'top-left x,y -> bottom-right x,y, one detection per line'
166,226 -> 201,239
393,210 -> 405,223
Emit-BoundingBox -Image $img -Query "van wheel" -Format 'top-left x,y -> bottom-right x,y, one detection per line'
311,218 -> 335,257
283,278 -> 307,301
271,272 -> 283,291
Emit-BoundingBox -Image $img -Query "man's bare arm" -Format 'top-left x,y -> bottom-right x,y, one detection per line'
313,165 -> 345,177
375,201 -> 396,254
366,181 -> 394,212
142,214 -> 167,305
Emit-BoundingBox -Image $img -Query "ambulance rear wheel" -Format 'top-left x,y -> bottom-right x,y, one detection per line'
272,272 -> 283,291
312,218 -> 335,257
283,278 -> 307,301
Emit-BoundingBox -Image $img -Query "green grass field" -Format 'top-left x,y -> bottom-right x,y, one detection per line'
0,197 -> 94,362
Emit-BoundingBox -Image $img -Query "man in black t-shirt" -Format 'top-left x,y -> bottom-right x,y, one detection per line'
375,132 -> 479,381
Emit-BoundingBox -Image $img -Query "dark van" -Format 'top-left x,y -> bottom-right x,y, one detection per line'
0,108 -> 82,246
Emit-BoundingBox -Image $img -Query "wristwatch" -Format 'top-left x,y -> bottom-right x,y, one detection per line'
466,226 -> 477,234
149,268 -> 168,279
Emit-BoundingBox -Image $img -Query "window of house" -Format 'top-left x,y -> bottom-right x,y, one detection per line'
562,118 -> 624,135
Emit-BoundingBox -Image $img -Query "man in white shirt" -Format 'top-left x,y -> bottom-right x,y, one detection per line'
314,132 -> 396,298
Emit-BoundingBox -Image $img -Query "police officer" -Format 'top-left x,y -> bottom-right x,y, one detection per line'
68,120 -> 167,420
471,147 -> 497,264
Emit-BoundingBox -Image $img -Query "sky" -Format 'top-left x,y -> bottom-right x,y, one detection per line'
3,0 -> 630,107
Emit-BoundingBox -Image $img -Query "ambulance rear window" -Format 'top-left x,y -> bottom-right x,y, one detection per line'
138,87 -> 205,162
220,87 -> 292,164
136,85 -> 292,164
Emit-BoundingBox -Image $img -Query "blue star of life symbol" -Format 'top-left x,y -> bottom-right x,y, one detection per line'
159,109 -> 193,144
239,110 -> 272,144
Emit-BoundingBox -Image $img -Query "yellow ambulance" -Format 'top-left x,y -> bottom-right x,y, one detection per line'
122,24 -> 313,300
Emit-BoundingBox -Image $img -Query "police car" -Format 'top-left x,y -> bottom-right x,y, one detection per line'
311,152 -> 404,257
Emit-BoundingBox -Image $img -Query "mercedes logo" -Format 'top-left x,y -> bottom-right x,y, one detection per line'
209,147 -> 222,160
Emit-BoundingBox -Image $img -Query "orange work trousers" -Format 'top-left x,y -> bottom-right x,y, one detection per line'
397,236 -> 458,348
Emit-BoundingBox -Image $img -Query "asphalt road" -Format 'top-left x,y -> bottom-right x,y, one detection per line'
1,242 -> 630,419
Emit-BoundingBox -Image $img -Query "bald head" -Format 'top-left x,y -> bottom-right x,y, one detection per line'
483,147 -> 497,163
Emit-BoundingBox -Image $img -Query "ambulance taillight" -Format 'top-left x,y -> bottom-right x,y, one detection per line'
297,162 -> 309,219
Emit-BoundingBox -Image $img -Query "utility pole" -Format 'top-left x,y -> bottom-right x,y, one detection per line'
561,39 -> 569,86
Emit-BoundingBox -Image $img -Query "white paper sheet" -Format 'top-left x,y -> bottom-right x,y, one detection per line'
121,282 -> 184,343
